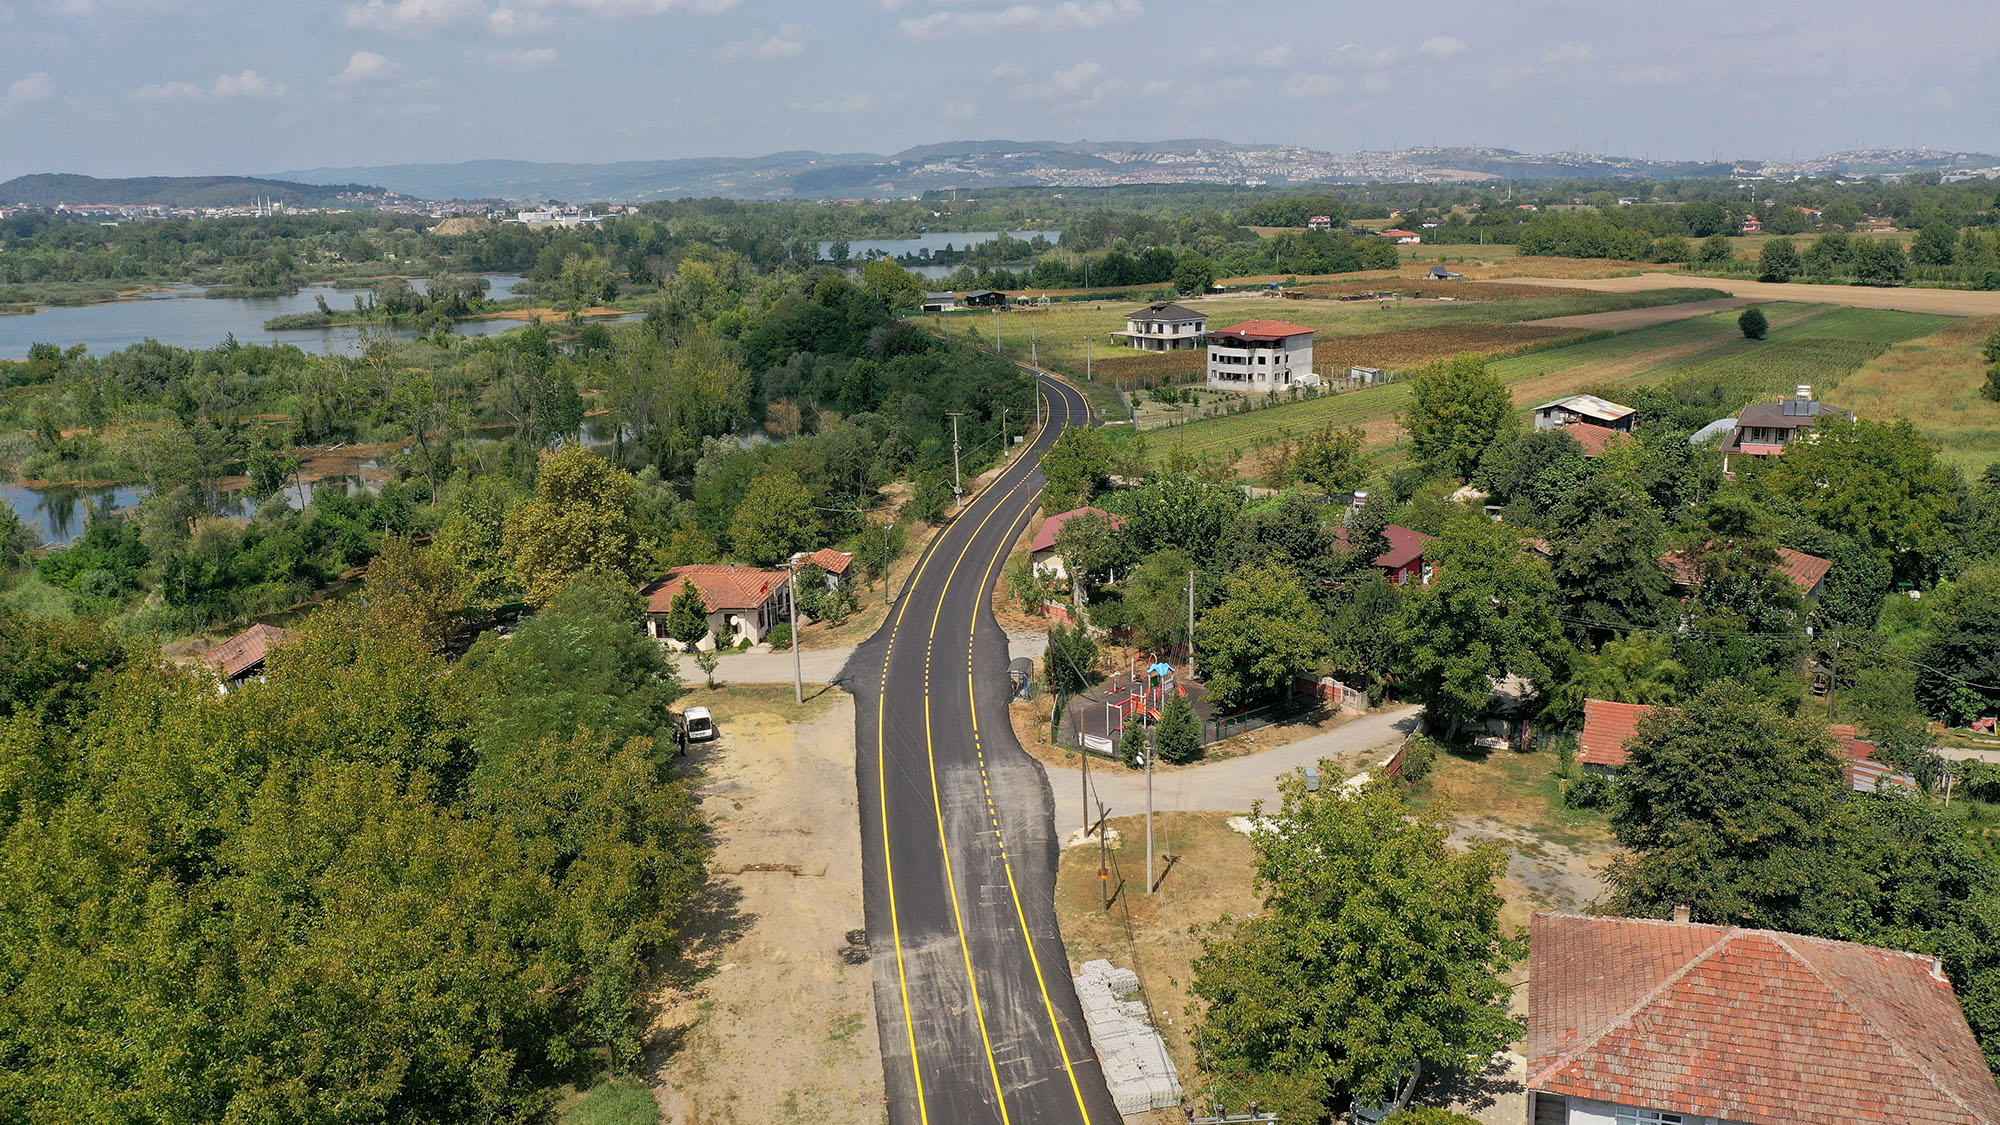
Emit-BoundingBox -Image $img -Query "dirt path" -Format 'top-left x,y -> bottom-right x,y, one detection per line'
1523,295 -> 1748,331
647,695 -> 884,1124
1504,273 -> 2000,316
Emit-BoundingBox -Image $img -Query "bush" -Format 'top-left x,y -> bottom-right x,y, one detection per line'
1384,1109 -> 1482,1125
765,622 -> 792,651
1400,734 -> 1439,782
1154,689 -> 1201,763
1564,772 -> 1614,809
1738,307 -> 1769,340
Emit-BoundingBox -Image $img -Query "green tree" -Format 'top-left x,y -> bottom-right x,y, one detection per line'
1853,238 -> 1910,286
1984,327 -> 2000,403
861,259 -> 926,311
1757,238 -> 1801,282
1118,711 -> 1149,767
1911,220 -> 1959,266
1394,517 -> 1571,736
1192,781 -> 1518,1121
1039,425 -> 1113,514
693,648 -> 721,688
1738,306 -> 1768,339
1124,473 -> 1245,558
1122,549 -> 1196,653
727,466 -> 822,566
1607,681 -> 1844,927
1154,688 -> 1201,763
1044,622 -> 1100,696
1172,253 -> 1216,297
1696,233 -> 1735,265
1195,564 -> 1331,711
1914,565 -> 2000,725
1293,423 -> 1370,494
1052,509 -> 1131,600
503,444 -> 654,605
665,580 -> 711,647
1545,481 -> 1671,643
1400,354 -> 1519,481
1762,417 -> 1956,583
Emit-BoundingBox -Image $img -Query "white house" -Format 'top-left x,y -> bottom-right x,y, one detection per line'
642,564 -> 792,650
1112,301 -> 1207,352
921,292 -> 958,312
1307,215 -> 1335,231
1379,228 -> 1422,244
1205,319 -> 1316,392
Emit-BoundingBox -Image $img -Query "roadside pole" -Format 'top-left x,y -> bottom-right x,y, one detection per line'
1145,735 -> 1154,895
948,411 -> 964,498
1187,570 -> 1196,677
789,561 -> 802,705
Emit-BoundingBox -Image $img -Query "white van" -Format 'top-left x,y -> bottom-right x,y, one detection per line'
683,706 -> 717,743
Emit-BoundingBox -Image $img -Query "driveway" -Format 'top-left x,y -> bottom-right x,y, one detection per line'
1042,704 -> 1422,834
668,631 -> 1048,686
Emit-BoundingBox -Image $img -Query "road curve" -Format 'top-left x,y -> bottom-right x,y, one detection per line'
844,373 -> 1121,1125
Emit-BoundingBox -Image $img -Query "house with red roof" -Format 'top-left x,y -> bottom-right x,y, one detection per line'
1577,697 -> 1912,792
1204,319 -> 1316,392
1334,523 -> 1437,586
1659,544 -> 1834,599
1030,506 -> 1124,581
1379,228 -> 1423,243
203,623 -> 293,690
790,547 -> 855,592
1529,911 -> 2000,1125
641,564 -> 792,650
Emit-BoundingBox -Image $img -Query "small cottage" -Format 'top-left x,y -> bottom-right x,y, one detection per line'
642,564 -> 792,650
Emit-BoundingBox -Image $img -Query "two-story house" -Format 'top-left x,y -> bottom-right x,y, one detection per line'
1113,301 -> 1207,352
1720,385 -> 1851,474
1204,319 -> 1316,391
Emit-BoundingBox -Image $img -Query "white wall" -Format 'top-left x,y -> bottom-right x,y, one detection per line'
1562,1095 -> 1745,1125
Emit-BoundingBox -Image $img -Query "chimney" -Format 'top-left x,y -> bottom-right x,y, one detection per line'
1672,904 -> 1691,924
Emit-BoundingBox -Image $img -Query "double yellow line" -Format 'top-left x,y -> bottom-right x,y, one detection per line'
873,377 -> 1095,1124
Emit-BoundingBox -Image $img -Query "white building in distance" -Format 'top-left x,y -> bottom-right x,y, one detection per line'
1112,301 -> 1207,352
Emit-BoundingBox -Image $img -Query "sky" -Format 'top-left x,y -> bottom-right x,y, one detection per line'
0,0 -> 1997,180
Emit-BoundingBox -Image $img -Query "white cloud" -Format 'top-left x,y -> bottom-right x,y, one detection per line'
7,71 -> 54,105
487,6 -> 552,33
988,61 -> 1026,80
1541,41 -> 1595,65
211,69 -> 282,98
135,70 -> 284,102
331,50 -> 400,85
1419,36 -> 1467,57
1360,72 -> 1390,94
1283,71 -> 1341,98
1139,79 -> 1169,98
343,0 -> 485,34
1921,84 -> 1959,111
1619,65 -> 1686,88
1255,44 -> 1292,67
487,46 -> 558,70
794,92 -> 877,115
898,0 -> 1141,41
559,0 -> 739,14
1046,60 -> 1101,95
1356,45 -> 1402,67
724,23 -> 807,61
943,99 -> 976,119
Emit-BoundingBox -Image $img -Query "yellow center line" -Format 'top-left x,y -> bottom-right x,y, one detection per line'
955,378 -> 1101,1122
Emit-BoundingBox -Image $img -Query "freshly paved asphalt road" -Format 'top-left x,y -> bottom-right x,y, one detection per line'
844,373 -> 1121,1125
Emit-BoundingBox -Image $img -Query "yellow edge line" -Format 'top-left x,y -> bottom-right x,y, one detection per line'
963,381 -> 1098,1123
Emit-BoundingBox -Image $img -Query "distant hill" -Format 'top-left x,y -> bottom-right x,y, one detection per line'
272,139 -> 1997,204
0,173 -> 399,208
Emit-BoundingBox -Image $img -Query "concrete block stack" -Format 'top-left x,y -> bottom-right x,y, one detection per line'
1073,959 -> 1182,1114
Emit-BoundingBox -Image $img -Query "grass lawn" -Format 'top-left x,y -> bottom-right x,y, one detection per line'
556,1076 -> 660,1125
674,681 -> 843,724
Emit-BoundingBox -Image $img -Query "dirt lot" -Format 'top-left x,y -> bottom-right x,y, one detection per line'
1523,295 -> 1749,332
646,688 -> 884,1124
1505,272 -> 2000,316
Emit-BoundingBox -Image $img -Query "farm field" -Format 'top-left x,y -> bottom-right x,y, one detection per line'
974,286 -> 1724,392
1502,272 -> 2000,317
1112,303 -> 1967,482
1835,314 -> 2000,476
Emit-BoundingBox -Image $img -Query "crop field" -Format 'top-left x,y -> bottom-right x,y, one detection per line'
1111,303 -> 1971,482
1289,279 -> 1599,302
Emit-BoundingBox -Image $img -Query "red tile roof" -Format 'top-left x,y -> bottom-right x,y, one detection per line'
1334,523 -> 1434,571
1208,319 -> 1316,341
803,548 -> 853,575
1529,912 -> 2000,1125
204,624 -> 292,681
1030,506 -> 1124,554
1659,545 -> 1832,593
1565,421 -> 1629,457
1578,698 -> 1653,768
644,565 -> 787,614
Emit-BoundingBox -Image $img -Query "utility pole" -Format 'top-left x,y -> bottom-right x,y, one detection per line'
789,561 -> 802,705
948,411 -> 964,497
994,307 -> 1001,353
1145,731 -> 1155,895
999,406 -> 1009,451
1030,324 -> 1038,371
1825,633 -> 1841,722
1085,337 -> 1091,382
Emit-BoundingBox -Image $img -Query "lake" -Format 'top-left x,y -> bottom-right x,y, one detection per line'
817,231 -> 1061,276
0,273 -> 637,361
2,470 -> 384,548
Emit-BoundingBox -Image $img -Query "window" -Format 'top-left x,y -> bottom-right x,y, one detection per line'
1614,1109 -> 1684,1125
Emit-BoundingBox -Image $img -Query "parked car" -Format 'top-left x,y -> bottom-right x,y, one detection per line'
683,706 -> 718,743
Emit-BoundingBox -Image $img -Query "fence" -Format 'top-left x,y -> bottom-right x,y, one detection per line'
1202,695 -> 1323,746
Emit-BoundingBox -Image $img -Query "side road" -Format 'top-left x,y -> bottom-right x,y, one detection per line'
667,631 -> 1050,685
1042,704 -> 1423,833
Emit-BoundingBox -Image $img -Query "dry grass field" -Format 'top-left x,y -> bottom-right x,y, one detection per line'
1835,314 -> 2000,476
